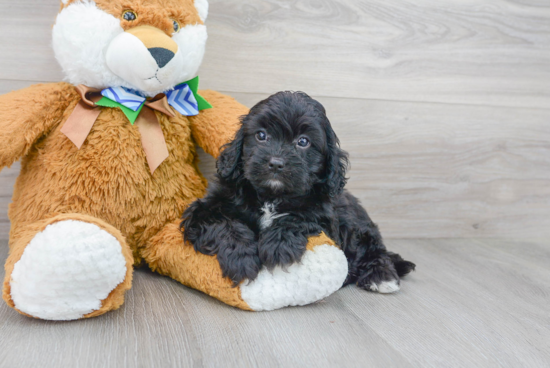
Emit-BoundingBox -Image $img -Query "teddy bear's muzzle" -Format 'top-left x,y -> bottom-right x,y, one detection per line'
125,25 -> 179,68
105,25 -> 182,93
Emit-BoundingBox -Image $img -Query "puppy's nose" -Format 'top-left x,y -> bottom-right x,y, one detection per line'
148,48 -> 175,68
268,157 -> 285,171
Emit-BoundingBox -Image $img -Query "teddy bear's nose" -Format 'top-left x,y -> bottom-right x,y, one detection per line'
148,48 -> 175,69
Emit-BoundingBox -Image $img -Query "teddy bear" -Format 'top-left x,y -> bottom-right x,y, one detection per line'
0,0 -> 349,321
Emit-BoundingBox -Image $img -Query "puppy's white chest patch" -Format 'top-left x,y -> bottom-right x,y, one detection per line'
260,203 -> 288,230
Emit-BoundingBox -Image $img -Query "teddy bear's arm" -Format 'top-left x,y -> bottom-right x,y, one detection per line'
188,90 -> 249,159
0,82 -> 76,169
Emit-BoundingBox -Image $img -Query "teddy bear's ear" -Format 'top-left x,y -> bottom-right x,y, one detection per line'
60,0 -> 92,6
195,0 -> 209,22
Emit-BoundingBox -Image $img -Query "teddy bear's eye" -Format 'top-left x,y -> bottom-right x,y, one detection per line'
122,10 -> 137,21
172,20 -> 181,33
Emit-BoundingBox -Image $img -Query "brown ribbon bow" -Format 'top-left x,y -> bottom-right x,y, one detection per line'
61,85 -> 174,174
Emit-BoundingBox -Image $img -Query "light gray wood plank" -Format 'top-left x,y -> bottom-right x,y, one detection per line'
1,0 -> 549,109
475,238 -> 550,270
0,79 -> 43,95
0,223 -> 9,240
0,162 -> 19,197
196,147 -> 217,185
0,1 -> 61,81
339,238 -> 550,368
0,163 -> 20,236
0,197 -> 10,222
202,0 -> 550,109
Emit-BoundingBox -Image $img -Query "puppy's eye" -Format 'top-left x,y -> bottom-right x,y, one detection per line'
297,137 -> 310,148
172,20 -> 181,33
256,131 -> 267,141
122,10 -> 137,21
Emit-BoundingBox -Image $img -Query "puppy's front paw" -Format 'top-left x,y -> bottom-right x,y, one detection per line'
258,229 -> 308,270
217,250 -> 261,286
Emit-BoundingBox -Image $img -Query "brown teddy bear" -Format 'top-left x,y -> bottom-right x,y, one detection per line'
0,0 -> 348,320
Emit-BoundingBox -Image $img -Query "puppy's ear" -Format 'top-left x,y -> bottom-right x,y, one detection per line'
323,124 -> 349,197
217,123 -> 245,182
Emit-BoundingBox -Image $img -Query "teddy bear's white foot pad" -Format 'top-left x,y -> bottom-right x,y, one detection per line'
10,220 -> 127,321
240,244 -> 348,311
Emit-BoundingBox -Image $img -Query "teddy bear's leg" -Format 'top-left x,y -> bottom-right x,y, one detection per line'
3,214 -> 133,320
238,234 -> 349,311
143,220 -> 348,311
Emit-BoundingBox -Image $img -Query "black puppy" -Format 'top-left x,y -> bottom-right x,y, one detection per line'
182,92 -> 415,293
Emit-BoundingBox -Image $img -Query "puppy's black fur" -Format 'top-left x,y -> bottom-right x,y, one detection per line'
182,92 -> 415,290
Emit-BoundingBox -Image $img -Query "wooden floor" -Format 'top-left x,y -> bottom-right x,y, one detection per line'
1,0 -> 550,367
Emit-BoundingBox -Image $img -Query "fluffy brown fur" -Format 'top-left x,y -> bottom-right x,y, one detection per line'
0,82 -> 247,316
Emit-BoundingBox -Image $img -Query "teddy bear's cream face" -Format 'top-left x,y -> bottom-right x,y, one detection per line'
53,0 -> 208,96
